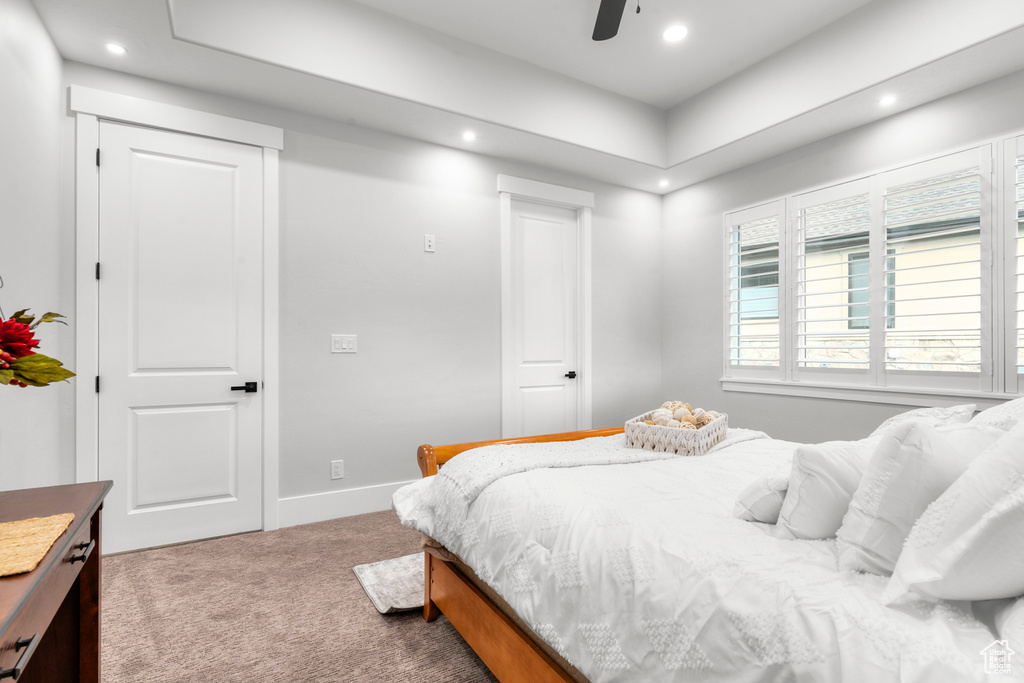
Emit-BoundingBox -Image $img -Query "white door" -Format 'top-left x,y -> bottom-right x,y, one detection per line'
508,198 -> 580,437
97,121 -> 264,553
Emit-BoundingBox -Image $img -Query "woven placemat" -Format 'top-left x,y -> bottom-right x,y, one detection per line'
0,513 -> 75,578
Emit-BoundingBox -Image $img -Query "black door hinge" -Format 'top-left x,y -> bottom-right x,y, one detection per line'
95,376 -> 100,393
96,148 -> 100,167
95,262 -> 100,280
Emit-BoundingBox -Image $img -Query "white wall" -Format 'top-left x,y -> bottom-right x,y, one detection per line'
279,128 -> 663,499
59,63 -> 664,515
0,0 -> 70,489
662,68 -> 1024,444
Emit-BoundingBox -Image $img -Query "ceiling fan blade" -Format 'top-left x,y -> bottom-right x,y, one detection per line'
592,0 -> 627,41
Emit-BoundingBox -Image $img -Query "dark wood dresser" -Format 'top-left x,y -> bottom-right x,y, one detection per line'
0,481 -> 112,683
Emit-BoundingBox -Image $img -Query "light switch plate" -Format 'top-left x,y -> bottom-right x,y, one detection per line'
331,334 -> 357,353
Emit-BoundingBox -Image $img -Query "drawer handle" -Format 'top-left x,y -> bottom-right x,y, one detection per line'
0,633 -> 40,680
71,539 -> 95,564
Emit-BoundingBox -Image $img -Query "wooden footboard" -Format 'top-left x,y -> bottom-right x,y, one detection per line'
417,427 -> 622,682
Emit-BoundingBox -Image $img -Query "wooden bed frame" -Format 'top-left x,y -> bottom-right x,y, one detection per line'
416,427 -> 624,683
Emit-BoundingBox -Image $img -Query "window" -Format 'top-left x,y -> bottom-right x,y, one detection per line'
738,258 -> 779,320
882,163 -> 984,374
795,187 -> 870,370
1011,137 -> 1024,388
724,145 -> 997,398
848,251 -> 895,331
727,203 -> 783,369
847,252 -> 870,330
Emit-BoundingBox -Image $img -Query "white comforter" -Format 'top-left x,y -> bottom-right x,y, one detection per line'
392,432 -> 1001,682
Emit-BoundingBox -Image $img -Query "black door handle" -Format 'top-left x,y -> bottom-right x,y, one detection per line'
231,382 -> 258,393
565,371 -> 577,379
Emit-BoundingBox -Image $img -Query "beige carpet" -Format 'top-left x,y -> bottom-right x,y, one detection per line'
101,510 -> 497,682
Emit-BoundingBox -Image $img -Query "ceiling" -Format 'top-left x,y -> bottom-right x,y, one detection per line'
344,0 -> 875,110
29,0 -> 1024,194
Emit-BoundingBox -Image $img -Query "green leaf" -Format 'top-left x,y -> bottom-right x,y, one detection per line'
10,309 -> 34,325
9,353 -> 76,386
0,368 -> 13,386
13,374 -> 48,387
29,312 -> 67,329
5,309 -> 67,329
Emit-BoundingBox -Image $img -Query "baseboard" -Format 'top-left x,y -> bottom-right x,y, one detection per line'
277,480 -> 417,529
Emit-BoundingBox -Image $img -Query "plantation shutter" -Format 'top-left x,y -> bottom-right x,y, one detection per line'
880,148 -> 989,382
794,181 -> 872,372
726,201 -> 784,373
1013,141 -> 1024,380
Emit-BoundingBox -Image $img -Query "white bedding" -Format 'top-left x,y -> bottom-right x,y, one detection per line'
392,432 -> 1002,682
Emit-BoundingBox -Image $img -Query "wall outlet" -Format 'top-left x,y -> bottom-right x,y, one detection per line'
331,460 -> 344,480
424,234 -> 436,252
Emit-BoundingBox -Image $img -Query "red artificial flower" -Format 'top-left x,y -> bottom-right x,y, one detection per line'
0,317 -> 40,362
0,310 -> 74,388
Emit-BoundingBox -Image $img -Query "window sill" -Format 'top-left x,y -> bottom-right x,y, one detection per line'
720,377 -> 1016,409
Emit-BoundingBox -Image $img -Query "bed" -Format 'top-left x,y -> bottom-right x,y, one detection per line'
392,409 -> 1024,682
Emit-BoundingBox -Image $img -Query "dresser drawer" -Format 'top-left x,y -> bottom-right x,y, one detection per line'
0,522 -> 93,678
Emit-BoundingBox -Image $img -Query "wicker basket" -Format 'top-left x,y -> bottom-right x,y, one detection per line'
625,411 -> 728,456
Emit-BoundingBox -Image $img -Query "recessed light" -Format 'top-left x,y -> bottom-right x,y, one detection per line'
879,94 -> 897,107
663,25 -> 688,43
105,42 -> 127,56
462,130 -> 477,142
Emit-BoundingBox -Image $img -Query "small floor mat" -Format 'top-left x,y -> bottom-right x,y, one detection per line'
352,553 -> 424,614
0,513 -> 75,577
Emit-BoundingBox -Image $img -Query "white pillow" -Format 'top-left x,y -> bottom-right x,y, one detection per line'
775,439 -> 876,540
734,466 -> 789,524
869,403 -> 975,439
971,396 -> 1024,431
995,596 -> 1024,646
837,421 -> 1003,575
883,419 -> 1024,603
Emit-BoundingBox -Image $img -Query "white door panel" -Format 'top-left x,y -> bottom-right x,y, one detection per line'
519,386 -> 571,437
131,152 -> 240,370
520,215 -> 569,361
130,403 -> 237,508
98,122 -> 264,553
510,199 -> 579,437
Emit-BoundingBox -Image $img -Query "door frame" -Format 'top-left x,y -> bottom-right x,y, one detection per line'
70,86 -> 285,531
497,174 -> 594,438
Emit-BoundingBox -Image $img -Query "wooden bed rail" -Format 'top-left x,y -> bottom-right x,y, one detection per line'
424,551 -> 576,682
416,426 -> 625,477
